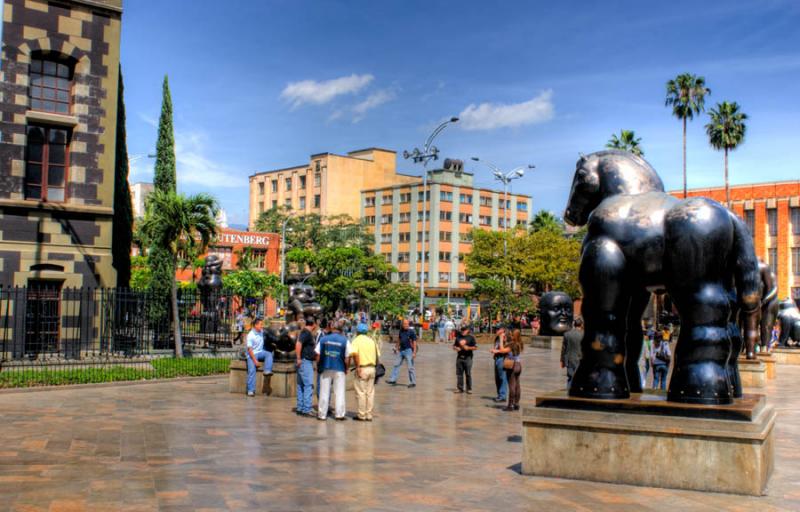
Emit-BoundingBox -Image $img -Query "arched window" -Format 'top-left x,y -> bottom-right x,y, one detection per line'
29,54 -> 74,114
25,125 -> 70,202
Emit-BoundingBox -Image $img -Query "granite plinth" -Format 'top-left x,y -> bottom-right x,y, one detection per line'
523,391 -> 775,496
228,360 -> 272,395
771,348 -> 800,365
531,335 -> 563,351
757,353 -> 777,380
738,357 -> 767,388
270,360 -> 297,398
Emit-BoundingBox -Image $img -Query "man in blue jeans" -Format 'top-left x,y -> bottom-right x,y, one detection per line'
490,326 -> 508,402
387,318 -> 417,388
651,336 -> 671,390
245,318 -> 273,397
295,318 -> 318,416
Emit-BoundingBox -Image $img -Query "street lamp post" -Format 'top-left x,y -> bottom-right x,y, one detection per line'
470,157 -> 534,255
403,116 -> 459,333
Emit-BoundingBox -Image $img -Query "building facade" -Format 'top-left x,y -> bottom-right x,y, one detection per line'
361,159 -> 533,305
248,147 -> 419,228
130,181 -> 152,218
0,0 -> 123,289
174,228 -> 281,282
674,181 -> 800,302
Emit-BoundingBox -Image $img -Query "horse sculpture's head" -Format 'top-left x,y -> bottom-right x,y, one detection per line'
564,150 -> 664,226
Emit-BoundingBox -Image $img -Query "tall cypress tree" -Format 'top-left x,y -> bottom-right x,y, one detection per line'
149,75 -> 177,333
112,66 -> 133,287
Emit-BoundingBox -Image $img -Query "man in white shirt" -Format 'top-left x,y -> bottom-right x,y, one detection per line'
246,318 -> 273,397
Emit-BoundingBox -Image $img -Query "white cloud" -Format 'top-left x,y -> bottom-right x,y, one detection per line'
458,90 -> 555,131
281,73 -> 374,108
352,89 -> 396,122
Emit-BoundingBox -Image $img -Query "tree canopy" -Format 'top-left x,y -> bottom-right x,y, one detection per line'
368,282 -> 418,317
223,270 -> 284,300
254,206 -> 370,252
606,129 -> 644,156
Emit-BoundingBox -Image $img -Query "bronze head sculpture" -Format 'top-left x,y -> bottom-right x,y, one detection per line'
564,150 -> 760,405
538,292 -> 574,336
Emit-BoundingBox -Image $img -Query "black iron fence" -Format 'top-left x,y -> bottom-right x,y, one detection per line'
0,286 -> 258,388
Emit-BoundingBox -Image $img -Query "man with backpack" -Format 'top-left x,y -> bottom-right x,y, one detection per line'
350,322 -> 381,421
651,336 -> 672,390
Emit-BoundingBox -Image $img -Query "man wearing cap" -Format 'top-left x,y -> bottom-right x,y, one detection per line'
453,325 -> 477,394
350,322 -> 381,421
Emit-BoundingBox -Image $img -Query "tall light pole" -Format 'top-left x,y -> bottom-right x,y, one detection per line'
403,116 -> 459,331
279,217 -> 293,310
471,157 -> 533,255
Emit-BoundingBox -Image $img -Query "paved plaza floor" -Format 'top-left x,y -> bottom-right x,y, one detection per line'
0,342 -> 798,511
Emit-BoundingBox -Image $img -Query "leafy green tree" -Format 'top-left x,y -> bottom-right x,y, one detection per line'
254,207 -> 369,253
139,190 -> 218,357
130,255 -> 152,291
112,67 -> 133,287
368,282 -> 418,317
665,73 -> 711,198
606,129 -> 644,156
515,229 -> 581,297
705,101 -> 748,207
466,278 -> 536,321
529,210 -> 563,234
149,75 -> 178,322
223,270 -> 284,300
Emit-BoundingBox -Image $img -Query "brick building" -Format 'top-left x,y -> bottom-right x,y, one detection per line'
174,228 -> 281,282
0,0 -> 123,289
672,181 -> 800,303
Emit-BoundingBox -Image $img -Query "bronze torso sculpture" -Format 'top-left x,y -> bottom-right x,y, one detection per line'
777,299 -> 800,346
538,292 -> 574,336
564,150 -> 760,405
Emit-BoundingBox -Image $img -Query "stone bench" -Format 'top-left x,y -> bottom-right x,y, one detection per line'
229,359 -> 356,398
229,359 -> 272,395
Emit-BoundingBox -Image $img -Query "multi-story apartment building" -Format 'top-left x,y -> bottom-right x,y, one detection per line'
248,147 -> 419,227
673,181 -> 800,303
130,181 -> 153,218
0,0 -> 123,288
361,159 -> 533,307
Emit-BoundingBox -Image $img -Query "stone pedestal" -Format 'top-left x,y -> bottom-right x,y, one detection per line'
228,360 -> 272,395
270,360 -> 297,398
531,335 -> 563,352
757,353 -> 777,380
738,357 -> 767,388
771,348 -> 800,365
522,391 -> 775,496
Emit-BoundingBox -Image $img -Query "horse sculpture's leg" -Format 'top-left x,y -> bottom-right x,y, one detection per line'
569,237 -> 631,399
625,291 -> 650,393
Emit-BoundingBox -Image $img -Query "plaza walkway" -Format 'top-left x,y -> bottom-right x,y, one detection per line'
0,342 -> 798,511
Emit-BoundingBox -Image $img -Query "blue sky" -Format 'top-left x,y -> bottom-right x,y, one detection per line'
121,1 -> 800,227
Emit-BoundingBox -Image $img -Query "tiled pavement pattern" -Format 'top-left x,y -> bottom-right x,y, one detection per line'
0,342 -> 799,511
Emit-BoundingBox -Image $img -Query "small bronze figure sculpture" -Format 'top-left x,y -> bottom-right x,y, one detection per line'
286,281 -> 323,321
197,255 -> 223,333
538,292 -> 574,336
758,261 -> 779,352
777,299 -> 800,346
564,150 -> 760,404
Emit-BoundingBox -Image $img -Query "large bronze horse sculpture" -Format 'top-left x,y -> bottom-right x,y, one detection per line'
563,150 -> 760,405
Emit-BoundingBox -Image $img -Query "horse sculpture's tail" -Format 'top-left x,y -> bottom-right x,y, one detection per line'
730,213 -> 761,357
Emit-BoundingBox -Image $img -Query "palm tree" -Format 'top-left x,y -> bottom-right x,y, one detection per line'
705,101 -> 747,208
529,210 -> 563,234
139,190 -> 218,357
665,73 -> 711,198
606,130 -> 644,156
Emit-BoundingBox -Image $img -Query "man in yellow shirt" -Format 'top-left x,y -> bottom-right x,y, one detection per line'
350,323 -> 380,421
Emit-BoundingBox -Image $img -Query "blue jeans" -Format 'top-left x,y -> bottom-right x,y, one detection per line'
296,360 -> 315,413
653,364 -> 668,390
389,348 -> 416,384
246,350 -> 273,393
494,357 -> 508,399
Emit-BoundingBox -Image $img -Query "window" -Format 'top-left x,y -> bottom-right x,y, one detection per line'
25,125 -> 69,201
417,252 -> 430,262
29,57 -> 72,114
258,202 -> 264,213
793,287 -> 800,301
398,272 -> 410,281
498,218 -> 506,228
439,211 -> 452,221
397,252 -> 410,263
314,194 -> 321,208
24,280 -> 62,355
381,233 -> 392,244
258,182 -> 264,195
284,198 -> 292,208
440,191 -> 453,201
479,215 -> 492,226
382,194 -> 393,205
792,207 -> 800,235
440,231 -> 452,242
299,196 -> 306,209
400,192 -> 412,203
439,251 -> 451,262
399,232 -> 411,242
745,209 -> 755,238
381,214 -> 393,224
768,208 -> 777,236
459,193 -> 473,204
365,216 -> 376,225
285,177 -> 292,191
384,253 -> 392,263
416,231 -> 430,242
459,213 -> 472,224
438,272 -> 450,282
417,190 -> 430,202
271,200 -> 277,209
315,160 -> 321,172
299,175 -> 306,190
792,247 -> 800,276
768,248 -> 777,274
479,196 -> 492,207
417,211 -> 430,221
314,172 -> 321,187
208,246 -> 233,268
399,212 -> 411,223
460,231 -> 473,243
458,272 -> 468,283
364,196 -> 376,207
517,202 -> 528,212
249,249 -> 268,269
419,272 -> 429,281
271,179 -> 278,193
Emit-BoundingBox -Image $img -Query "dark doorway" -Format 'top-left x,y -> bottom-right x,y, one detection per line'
25,280 -> 62,357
